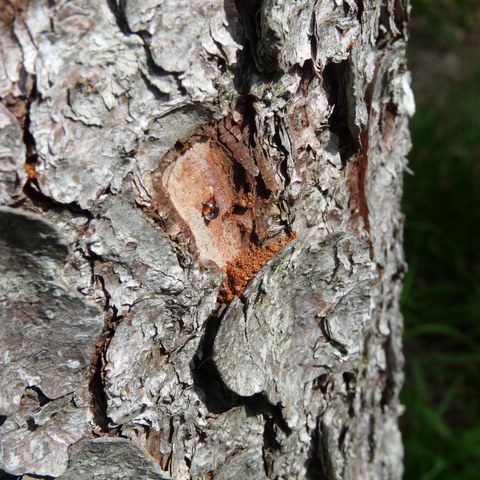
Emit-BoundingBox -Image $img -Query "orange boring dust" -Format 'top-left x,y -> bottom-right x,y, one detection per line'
24,163 -> 37,181
218,232 -> 296,304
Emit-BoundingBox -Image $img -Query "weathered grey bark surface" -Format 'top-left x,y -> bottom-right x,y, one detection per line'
0,0 -> 414,479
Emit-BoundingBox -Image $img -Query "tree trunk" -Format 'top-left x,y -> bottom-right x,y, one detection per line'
0,1 -> 413,479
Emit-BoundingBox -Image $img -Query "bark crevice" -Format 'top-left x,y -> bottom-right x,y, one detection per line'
323,60 -> 359,166
230,0 -> 263,74
305,417 -> 325,480
191,311 -> 243,413
105,0 -> 131,36
87,264 -> 122,432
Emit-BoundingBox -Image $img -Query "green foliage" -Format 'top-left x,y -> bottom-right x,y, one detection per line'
401,2 -> 480,478
411,0 -> 480,44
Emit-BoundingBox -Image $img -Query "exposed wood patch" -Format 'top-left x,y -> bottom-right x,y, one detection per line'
161,138 -> 248,266
150,106 -> 287,268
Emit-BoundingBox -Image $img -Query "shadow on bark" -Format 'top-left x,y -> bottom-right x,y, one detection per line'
190,312 -> 243,413
0,468 -> 54,480
304,417 -> 326,480
191,307 -> 299,480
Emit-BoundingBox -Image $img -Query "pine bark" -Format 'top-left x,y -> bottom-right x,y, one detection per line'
0,1 -> 413,479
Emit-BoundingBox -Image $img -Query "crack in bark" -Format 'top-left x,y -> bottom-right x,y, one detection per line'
323,60 -> 359,167
86,253 -> 123,432
305,416 -> 326,480
318,419 -> 334,480
105,0 -> 131,35
320,316 -> 349,355
107,0 -> 190,100
261,413 -> 282,477
191,304 -> 294,450
140,43 -> 188,100
380,338 -> 399,410
191,311 -> 243,413
309,11 -> 318,63
368,414 -> 376,463
376,0 -> 408,48
0,469 -> 19,479
20,75 -> 41,195
231,0 -> 263,74
356,0 -> 365,23
138,68 -> 174,103
22,182 -> 93,218
343,372 -> 357,418
88,343 -> 110,432
0,469 -> 56,480
0,469 -> 55,480
24,385 -> 51,407
246,393 -> 291,436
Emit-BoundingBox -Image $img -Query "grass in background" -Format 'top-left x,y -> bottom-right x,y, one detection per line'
401,1 -> 480,479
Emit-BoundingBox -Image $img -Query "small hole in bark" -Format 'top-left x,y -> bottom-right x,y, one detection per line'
343,371 -> 356,390
26,417 -> 38,431
313,373 -> 331,394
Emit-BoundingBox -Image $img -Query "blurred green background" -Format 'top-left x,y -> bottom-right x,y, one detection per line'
401,0 -> 480,479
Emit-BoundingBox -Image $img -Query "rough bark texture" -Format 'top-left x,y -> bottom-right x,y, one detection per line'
0,0 -> 413,479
